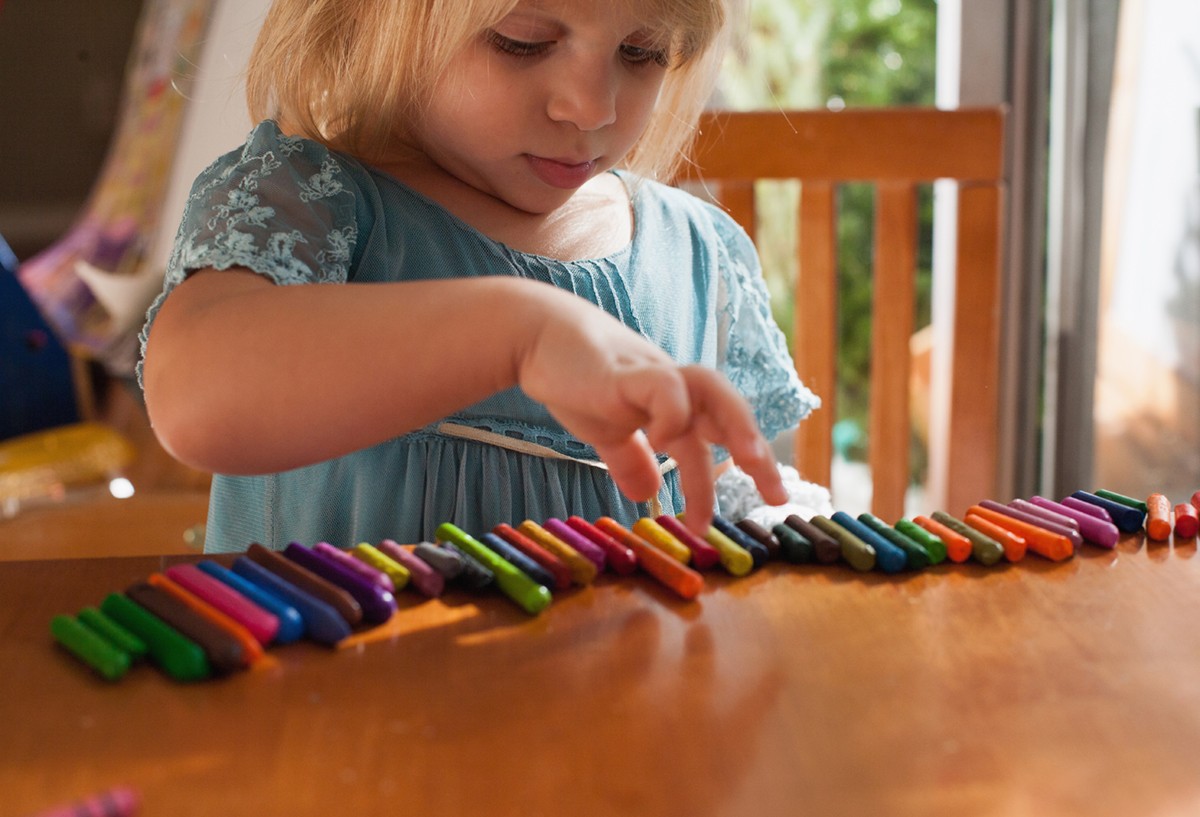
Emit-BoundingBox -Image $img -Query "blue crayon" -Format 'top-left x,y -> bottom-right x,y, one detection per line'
1070,490 -> 1147,533
196,560 -> 305,644
712,516 -> 769,568
831,511 -> 908,573
479,533 -> 557,590
231,556 -> 351,646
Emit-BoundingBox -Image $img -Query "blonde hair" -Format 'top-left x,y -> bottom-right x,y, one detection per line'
246,0 -> 736,181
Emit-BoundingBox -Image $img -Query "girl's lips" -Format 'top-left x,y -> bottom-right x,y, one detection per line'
526,155 -> 597,189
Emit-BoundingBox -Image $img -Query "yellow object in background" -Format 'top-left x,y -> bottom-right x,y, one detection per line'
0,422 -> 135,505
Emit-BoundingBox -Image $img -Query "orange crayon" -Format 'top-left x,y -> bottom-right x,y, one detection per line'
595,517 -> 703,600
1145,493 -> 1172,541
914,515 -> 972,563
966,513 -> 1027,562
966,505 -> 1073,561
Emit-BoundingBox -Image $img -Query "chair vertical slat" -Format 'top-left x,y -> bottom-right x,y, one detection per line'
869,182 -> 918,520
945,182 -> 1004,516
718,181 -> 758,245
795,181 -> 837,488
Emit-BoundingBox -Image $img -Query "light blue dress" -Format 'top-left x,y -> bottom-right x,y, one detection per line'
139,121 -> 818,553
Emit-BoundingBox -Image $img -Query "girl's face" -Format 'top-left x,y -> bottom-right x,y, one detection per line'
412,0 -> 671,214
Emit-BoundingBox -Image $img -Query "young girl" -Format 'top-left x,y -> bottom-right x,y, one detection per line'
139,0 -> 820,554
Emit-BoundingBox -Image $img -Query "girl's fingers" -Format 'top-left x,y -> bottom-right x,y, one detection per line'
675,368 -> 788,506
658,431 -> 717,535
591,430 -> 663,504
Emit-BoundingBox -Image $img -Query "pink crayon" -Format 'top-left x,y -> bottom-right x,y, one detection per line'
377,540 -> 444,598
28,786 -> 139,817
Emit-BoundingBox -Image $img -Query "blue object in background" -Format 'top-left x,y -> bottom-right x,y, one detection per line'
0,232 -> 80,440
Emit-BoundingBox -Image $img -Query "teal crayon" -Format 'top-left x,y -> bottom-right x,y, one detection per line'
832,511 -> 907,573
858,513 -> 932,569
771,522 -> 814,563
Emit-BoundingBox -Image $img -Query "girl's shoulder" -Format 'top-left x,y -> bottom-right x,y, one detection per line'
627,174 -> 756,260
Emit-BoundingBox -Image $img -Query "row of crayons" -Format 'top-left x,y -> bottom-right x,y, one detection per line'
50,489 -> 1199,684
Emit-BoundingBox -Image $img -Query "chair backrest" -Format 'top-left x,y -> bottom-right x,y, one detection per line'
681,108 -> 1006,519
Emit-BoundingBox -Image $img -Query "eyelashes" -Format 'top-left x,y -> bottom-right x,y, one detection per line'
484,29 -> 670,68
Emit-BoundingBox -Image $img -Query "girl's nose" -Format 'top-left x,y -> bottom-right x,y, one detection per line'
545,62 -> 617,131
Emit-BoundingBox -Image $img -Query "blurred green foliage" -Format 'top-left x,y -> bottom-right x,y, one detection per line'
717,0 -> 936,468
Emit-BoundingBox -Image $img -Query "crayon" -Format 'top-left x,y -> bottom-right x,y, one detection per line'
632,517 -> 692,563
785,515 -> 841,564
436,523 -> 552,615
1094,489 -> 1150,514
713,516 -> 770,568
1027,496 -> 1119,548
858,513 -> 932,569
1193,490 -> 1200,512
165,560 -> 282,644
99,593 -> 211,682
1175,502 -> 1199,539
246,543 -> 363,626
518,520 -> 598,585
543,518 -> 607,572
685,517 -> 753,576
564,517 -> 638,575
1061,495 -> 1114,522
493,524 -> 572,589
736,518 -> 782,560
145,573 -> 264,665
412,542 -> 466,580
50,614 -> 131,682
439,543 -> 496,589
1145,494 -> 1172,541
771,522 -> 814,563
810,515 -> 875,572
25,785 -> 140,817
126,582 -> 248,673
914,515 -> 972,563
965,513 -> 1026,562
314,542 -> 395,592
977,500 -> 1084,552
930,511 -> 1005,566
894,519 -> 947,564
832,511 -> 906,573
231,556 -> 351,646
350,542 -> 412,591
479,532 -> 557,589
1070,491 -> 1146,533
1008,498 -> 1079,531
653,515 -> 720,569
594,517 -> 704,600
376,540 -> 444,597
965,505 -> 1073,562
76,606 -> 147,658
196,560 -> 305,644
284,543 -> 396,625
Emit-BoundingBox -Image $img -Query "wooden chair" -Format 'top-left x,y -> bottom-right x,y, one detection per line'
681,108 -> 1006,518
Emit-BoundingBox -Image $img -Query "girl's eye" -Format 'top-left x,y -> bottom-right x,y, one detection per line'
620,43 -> 670,68
485,29 -> 551,58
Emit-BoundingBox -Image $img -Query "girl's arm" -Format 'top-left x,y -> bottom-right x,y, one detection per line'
143,268 -> 785,529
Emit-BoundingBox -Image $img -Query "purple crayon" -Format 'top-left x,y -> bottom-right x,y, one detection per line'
543,518 -> 607,572
1029,496 -> 1119,548
1061,496 -> 1114,522
314,542 -> 395,592
284,543 -> 397,625
1009,499 -> 1080,531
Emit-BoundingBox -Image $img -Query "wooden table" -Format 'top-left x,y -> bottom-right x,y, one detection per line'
4,533 -> 1200,816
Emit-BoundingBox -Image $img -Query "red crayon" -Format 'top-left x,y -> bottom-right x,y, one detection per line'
1176,503 -> 1199,539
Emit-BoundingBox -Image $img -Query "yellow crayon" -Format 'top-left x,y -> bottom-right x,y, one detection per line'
632,517 -> 692,564
518,520 -> 598,585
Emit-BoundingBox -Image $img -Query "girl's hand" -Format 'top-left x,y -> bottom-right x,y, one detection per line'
518,295 -> 787,534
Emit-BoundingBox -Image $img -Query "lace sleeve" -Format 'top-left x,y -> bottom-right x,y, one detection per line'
137,121 -> 360,383
713,211 -> 821,444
